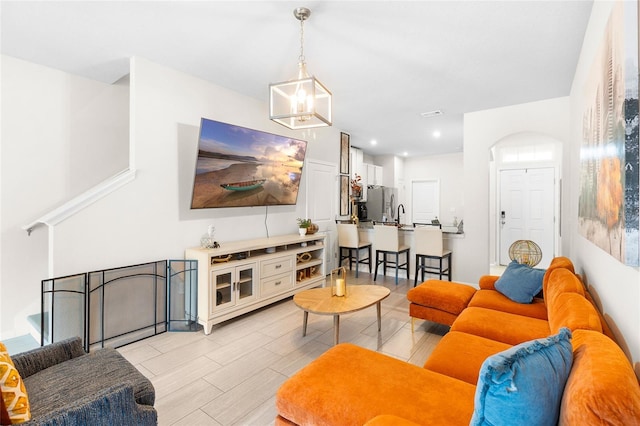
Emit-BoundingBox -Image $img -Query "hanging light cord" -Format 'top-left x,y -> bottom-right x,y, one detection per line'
298,16 -> 306,65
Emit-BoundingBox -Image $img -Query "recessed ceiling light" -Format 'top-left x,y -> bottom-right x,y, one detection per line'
433,130 -> 441,138
370,139 -> 377,145
421,110 -> 443,118
403,152 -> 408,156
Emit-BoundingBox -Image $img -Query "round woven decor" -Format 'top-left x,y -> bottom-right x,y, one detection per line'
508,240 -> 542,267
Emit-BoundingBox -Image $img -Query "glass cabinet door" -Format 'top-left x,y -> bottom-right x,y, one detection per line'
210,267 -> 234,312
236,264 -> 256,304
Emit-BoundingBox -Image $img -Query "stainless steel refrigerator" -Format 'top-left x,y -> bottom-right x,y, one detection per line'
366,186 -> 397,223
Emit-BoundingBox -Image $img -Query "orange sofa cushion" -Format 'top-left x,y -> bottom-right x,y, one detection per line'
468,290 -> 547,320
544,268 -> 585,309
363,415 -> 422,426
451,307 -> 550,345
423,331 -> 511,385
409,303 -> 458,326
547,292 -> 602,335
407,280 -> 476,315
478,275 -> 499,290
276,343 -> 476,426
542,256 -> 575,296
560,329 -> 640,424
582,289 -> 618,342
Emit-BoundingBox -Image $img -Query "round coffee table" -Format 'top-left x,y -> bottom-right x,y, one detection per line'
293,285 -> 391,345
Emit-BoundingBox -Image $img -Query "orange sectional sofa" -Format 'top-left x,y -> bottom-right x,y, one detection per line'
275,257 -> 640,425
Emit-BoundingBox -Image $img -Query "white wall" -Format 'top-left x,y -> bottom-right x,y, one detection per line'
53,57 -> 339,276
0,56 -> 340,339
461,0 -> 640,365
462,97 -> 570,285
567,0 -> 640,364
403,153 -> 464,226
0,55 -> 130,338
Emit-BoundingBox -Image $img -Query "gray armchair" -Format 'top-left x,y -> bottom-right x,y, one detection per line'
11,337 -> 157,425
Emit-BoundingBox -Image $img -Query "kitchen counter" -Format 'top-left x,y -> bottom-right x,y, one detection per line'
354,223 -> 464,281
356,222 -> 464,237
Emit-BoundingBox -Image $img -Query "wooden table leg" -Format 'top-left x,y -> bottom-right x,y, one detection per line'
376,301 -> 382,332
302,311 -> 309,337
333,315 -> 340,345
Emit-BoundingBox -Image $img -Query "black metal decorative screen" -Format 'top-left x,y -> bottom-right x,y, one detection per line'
167,260 -> 199,332
41,259 -> 198,352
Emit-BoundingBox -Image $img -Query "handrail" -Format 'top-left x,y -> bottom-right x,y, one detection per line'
23,168 -> 136,235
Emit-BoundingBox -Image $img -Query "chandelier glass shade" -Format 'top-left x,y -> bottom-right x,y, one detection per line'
269,7 -> 332,130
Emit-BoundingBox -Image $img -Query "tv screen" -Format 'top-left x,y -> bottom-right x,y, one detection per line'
191,118 -> 307,209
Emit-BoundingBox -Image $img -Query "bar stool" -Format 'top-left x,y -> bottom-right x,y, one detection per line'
337,223 -> 372,278
413,226 -> 452,286
373,225 -> 410,285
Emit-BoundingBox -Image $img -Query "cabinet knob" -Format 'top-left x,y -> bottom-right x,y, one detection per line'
275,264 -> 282,269
275,281 -> 281,286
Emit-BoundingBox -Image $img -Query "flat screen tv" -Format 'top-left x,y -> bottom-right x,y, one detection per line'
191,118 -> 307,209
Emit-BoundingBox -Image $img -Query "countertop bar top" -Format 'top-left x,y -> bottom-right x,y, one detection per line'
355,222 -> 464,235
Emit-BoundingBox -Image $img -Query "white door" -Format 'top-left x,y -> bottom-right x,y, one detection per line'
499,168 -> 555,268
306,160 -> 337,271
412,180 -> 439,225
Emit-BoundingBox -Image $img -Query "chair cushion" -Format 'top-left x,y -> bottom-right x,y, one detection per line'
0,342 -> 31,424
23,347 -> 155,419
470,328 -> 573,426
494,261 -> 545,303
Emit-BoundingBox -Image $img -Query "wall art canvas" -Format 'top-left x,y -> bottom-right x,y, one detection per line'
340,132 -> 350,175
579,0 -> 639,266
340,175 -> 350,216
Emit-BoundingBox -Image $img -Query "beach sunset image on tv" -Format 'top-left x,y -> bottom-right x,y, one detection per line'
191,118 -> 307,209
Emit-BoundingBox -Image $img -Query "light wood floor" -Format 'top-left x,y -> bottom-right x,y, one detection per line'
117,270 -> 449,426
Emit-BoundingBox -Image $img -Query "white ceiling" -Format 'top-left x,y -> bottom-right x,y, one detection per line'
0,1 -> 593,157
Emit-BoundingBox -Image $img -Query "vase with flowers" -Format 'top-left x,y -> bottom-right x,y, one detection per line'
351,174 -> 362,200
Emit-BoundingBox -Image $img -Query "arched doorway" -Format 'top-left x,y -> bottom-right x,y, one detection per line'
489,132 -> 563,272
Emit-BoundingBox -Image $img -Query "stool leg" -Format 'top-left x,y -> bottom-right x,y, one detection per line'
368,245 -> 372,273
448,253 -> 452,281
406,250 -> 410,280
349,249 -> 353,271
355,247 -> 360,278
395,252 -> 399,285
374,251 -> 380,281
414,254 -> 419,286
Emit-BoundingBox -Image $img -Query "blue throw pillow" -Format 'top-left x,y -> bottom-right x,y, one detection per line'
494,260 -> 545,303
470,328 -> 573,426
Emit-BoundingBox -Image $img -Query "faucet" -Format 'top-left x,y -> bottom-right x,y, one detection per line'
396,204 -> 405,226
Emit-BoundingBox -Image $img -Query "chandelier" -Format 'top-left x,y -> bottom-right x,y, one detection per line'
269,7 -> 332,130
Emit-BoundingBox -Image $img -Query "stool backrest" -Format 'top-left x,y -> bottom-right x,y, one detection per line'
337,223 -> 359,248
415,226 -> 444,256
374,225 -> 400,251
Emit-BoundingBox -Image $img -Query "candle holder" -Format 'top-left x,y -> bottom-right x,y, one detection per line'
330,266 -> 348,297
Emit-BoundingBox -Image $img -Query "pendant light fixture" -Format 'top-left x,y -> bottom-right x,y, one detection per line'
269,7 -> 332,130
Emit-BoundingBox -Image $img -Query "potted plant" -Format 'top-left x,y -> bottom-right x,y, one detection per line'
297,218 -> 311,236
